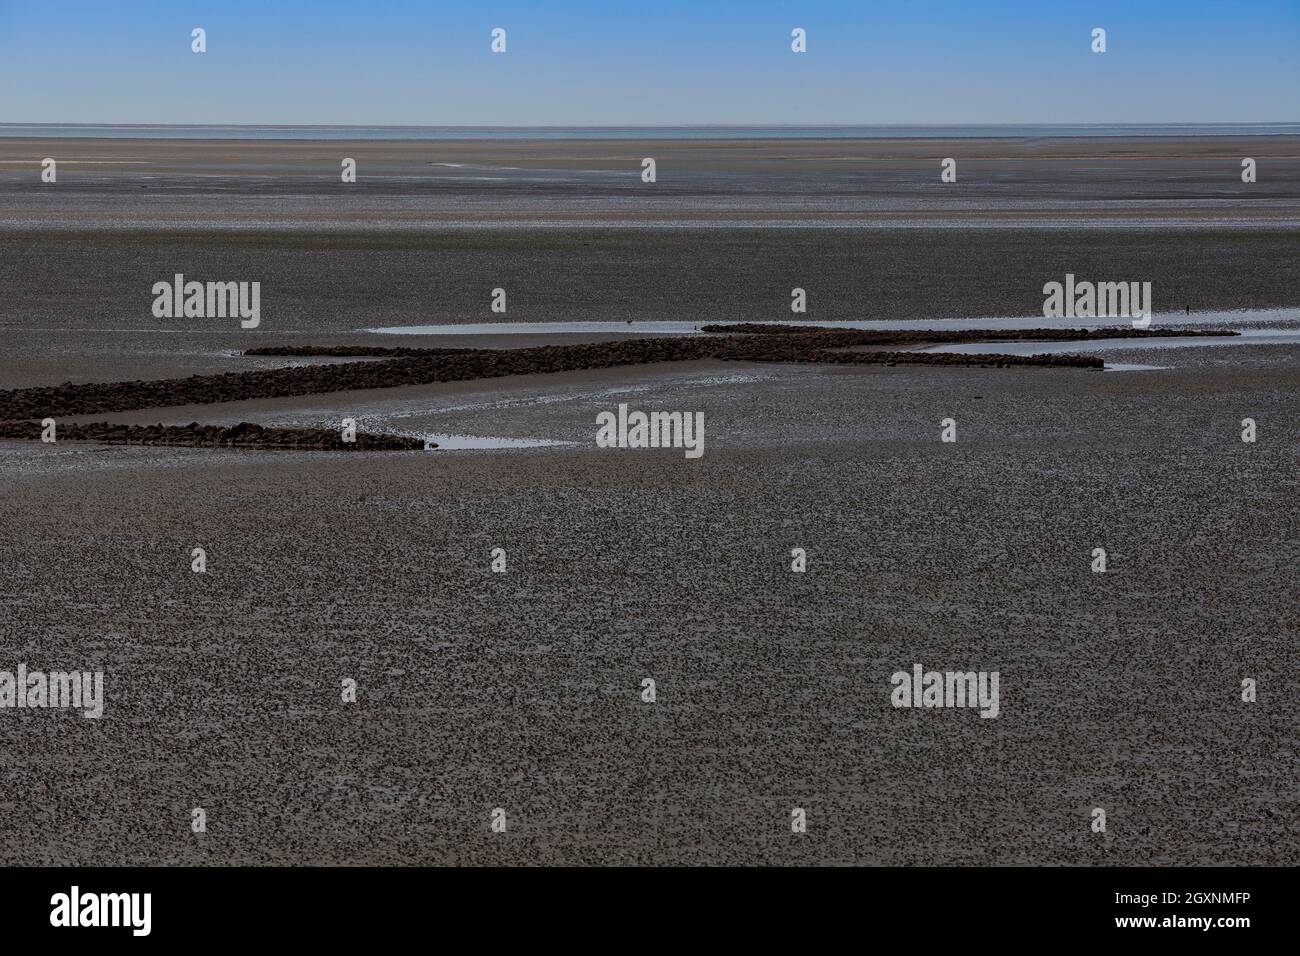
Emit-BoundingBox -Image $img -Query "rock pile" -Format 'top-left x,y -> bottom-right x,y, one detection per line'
0,323 -> 1237,448
0,420 -> 428,451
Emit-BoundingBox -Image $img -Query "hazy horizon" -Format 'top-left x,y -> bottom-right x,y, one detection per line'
5,121 -> 1299,128
3,121 -> 1297,142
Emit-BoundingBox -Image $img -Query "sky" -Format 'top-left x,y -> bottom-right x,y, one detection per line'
1,0 -> 1297,126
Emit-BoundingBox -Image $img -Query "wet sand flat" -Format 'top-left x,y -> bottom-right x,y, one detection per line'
1,225 -> 1298,394
2,136 -> 1296,395
0,350 -> 1295,865
2,135 -> 1299,228
0,135 -> 1296,866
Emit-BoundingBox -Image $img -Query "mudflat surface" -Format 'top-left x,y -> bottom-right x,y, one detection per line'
0,348 -> 1296,865
0,136 -> 1296,865
3,135 -> 1299,227
2,135 -> 1297,390
1,225 -> 1297,391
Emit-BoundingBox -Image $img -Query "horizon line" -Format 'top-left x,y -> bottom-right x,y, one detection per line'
4,121 -> 1299,130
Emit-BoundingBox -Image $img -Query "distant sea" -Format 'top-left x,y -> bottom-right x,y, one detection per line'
1,123 -> 1297,140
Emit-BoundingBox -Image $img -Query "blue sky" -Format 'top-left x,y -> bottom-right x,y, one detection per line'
1,0 -> 1296,125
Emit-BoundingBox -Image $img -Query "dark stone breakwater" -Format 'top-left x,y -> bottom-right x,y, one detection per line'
0,420 -> 428,451
0,325 -> 1238,449
697,324 -> 1237,340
